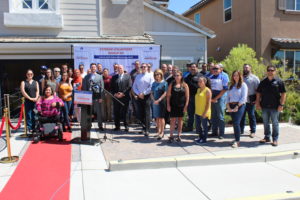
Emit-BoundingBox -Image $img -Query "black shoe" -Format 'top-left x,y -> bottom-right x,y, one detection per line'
209,133 -> 218,137
124,127 -> 129,132
114,127 -> 120,131
144,132 -> 149,137
99,127 -> 105,131
218,136 -> 224,139
176,136 -> 182,142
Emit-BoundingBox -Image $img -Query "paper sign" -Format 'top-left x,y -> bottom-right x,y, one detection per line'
74,91 -> 93,105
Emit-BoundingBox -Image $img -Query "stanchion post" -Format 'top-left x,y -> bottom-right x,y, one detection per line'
22,97 -> 28,136
0,108 -> 19,163
4,94 -> 11,137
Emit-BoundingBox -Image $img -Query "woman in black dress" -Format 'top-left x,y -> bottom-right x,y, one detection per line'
167,70 -> 189,143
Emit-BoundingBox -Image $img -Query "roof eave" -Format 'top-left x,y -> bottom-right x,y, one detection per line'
144,0 -> 215,39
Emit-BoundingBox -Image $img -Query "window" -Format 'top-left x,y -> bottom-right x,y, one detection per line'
286,0 -> 300,11
194,13 -> 201,24
10,0 -> 58,13
224,0 -> 232,22
296,51 -> 300,76
274,50 -> 300,76
161,57 -> 194,72
5,0 -> 62,28
285,51 -> 295,73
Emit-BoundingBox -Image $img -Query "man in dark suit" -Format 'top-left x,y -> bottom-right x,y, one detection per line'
81,63 -> 104,139
111,65 -> 132,132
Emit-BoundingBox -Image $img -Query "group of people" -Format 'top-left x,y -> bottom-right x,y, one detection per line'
20,60 -> 286,148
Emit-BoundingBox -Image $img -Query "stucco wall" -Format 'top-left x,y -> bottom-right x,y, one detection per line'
185,0 -> 256,62
259,0 -> 300,61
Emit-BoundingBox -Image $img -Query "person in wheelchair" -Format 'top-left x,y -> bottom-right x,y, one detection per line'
35,86 -> 64,141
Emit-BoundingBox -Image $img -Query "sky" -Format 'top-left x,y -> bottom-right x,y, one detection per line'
168,0 -> 201,14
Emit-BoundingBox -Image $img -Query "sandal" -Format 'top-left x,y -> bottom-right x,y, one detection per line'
157,134 -> 164,140
168,136 -> 174,143
176,136 -> 182,142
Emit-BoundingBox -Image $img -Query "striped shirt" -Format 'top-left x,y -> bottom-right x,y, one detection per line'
36,96 -> 63,117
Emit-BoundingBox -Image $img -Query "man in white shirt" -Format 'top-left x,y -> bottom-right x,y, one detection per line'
132,63 -> 154,136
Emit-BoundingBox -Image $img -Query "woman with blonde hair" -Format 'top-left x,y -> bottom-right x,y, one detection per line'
195,76 -> 212,144
151,69 -> 168,140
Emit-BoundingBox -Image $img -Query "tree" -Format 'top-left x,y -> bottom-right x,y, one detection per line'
221,44 -> 266,79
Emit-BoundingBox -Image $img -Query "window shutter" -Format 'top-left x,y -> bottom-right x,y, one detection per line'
278,0 -> 286,10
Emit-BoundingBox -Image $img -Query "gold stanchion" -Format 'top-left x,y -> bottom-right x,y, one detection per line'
19,97 -> 29,138
0,108 -> 19,163
4,94 -> 11,137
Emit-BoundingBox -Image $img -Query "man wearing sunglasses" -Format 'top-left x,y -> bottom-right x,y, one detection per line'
54,67 -> 61,83
209,63 -> 229,139
256,66 -> 286,146
132,63 -> 154,136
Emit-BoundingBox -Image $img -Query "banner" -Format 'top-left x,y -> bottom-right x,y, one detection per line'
73,44 -> 161,73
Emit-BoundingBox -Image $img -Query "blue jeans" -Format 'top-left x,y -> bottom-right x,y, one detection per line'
211,96 -> 226,136
62,100 -> 72,127
262,108 -> 279,141
230,104 -> 246,142
25,100 -> 36,131
187,96 -> 195,130
240,103 -> 256,134
195,114 -> 208,142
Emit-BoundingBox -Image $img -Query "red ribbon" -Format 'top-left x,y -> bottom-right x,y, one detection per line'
8,104 -> 24,130
0,116 -> 5,137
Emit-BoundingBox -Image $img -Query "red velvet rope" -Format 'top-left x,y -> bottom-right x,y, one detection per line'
8,104 -> 24,130
0,116 -> 6,137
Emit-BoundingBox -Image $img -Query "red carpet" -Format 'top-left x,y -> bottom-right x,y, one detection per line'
0,132 -> 72,200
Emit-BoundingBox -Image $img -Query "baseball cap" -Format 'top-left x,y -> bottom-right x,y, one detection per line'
218,63 -> 224,68
40,65 -> 48,70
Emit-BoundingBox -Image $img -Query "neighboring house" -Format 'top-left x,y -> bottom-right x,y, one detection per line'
183,0 -> 300,76
144,0 -> 215,68
0,0 -> 215,93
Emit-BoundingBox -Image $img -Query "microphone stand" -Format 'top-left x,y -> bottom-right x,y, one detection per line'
99,83 -> 124,144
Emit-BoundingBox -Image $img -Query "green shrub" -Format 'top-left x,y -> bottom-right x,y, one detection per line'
221,44 -> 266,79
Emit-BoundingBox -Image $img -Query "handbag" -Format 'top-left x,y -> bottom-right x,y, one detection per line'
249,94 -> 256,103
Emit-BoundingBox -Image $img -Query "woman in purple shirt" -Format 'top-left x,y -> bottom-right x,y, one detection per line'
36,86 -> 64,123
226,70 -> 248,148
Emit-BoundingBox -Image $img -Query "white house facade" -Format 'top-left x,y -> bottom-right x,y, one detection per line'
0,0 -> 215,93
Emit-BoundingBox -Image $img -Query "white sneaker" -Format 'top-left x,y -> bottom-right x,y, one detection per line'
231,141 -> 240,148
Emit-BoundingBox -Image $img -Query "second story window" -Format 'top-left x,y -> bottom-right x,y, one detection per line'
224,0 -> 232,22
10,0 -> 57,13
286,0 -> 300,11
194,13 -> 201,24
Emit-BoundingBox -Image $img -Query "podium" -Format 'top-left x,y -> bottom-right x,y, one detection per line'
74,91 -> 93,142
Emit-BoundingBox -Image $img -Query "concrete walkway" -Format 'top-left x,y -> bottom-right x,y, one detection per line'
0,122 -> 300,199
95,122 -> 300,170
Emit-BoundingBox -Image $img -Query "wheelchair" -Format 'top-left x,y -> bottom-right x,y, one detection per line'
33,113 -> 64,143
